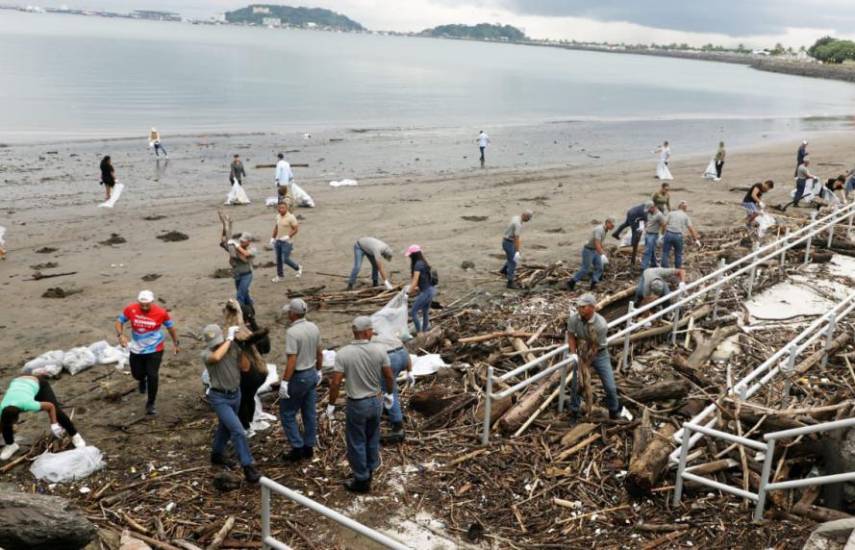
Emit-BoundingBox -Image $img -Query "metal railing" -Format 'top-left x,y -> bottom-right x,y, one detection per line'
260,477 -> 410,550
673,418 -> 855,520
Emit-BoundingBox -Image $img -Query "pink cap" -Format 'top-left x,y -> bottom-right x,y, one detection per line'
404,244 -> 422,257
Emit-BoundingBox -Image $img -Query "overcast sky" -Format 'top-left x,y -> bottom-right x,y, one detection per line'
34,0 -> 855,47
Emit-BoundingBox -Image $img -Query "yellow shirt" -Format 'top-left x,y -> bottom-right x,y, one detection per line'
276,212 -> 298,241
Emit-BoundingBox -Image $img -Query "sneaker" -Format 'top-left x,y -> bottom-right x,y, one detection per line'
506,281 -> 518,289
0,443 -> 19,461
296,266 -> 303,279
282,448 -> 304,463
590,281 -> 598,291
609,407 -> 634,421
302,446 -> 314,459
137,378 -> 147,395
145,403 -> 157,416
566,280 -> 577,291
71,434 -> 86,448
243,464 -> 261,483
211,453 -> 235,467
344,477 -> 371,494
272,276 -> 282,283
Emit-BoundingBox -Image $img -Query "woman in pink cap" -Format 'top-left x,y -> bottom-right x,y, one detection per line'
405,245 -> 436,334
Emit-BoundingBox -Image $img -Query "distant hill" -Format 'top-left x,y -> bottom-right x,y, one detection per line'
421,23 -> 527,42
225,4 -> 364,31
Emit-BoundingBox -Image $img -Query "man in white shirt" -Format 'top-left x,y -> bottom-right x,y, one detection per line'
275,153 -> 293,189
477,131 -> 490,168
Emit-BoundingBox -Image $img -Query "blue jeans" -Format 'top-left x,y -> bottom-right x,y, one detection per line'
274,240 -> 300,278
387,348 -> 409,424
209,388 -> 254,466
234,271 -> 253,307
641,233 -> 659,269
569,349 -> 621,414
348,244 -> 379,287
661,232 -> 684,268
154,142 -> 167,156
572,247 -> 603,284
501,239 -> 516,283
411,286 -> 436,333
793,178 -> 807,206
345,396 -> 382,481
279,369 -> 318,450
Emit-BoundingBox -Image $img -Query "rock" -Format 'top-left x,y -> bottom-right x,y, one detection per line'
213,471 -> 242,492
460,260 -> 475,270
0,492 -> 96,550
156,231 -> 188,242
35,247 -> 58,254
99,233 -> 126,246
802,518 -> 855,550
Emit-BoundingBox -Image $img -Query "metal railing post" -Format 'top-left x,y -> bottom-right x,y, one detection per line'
482,366 -> 493,445
673,425 -> 693,506
671,288 -> 684,346
848,209 -> 854,235
804,211 -> 817,265
779,228 -> 789,274
711,258 -> 726,320
558,358 -> 569,413
621,301 -> 635,369
753,439 -> 776,521
261,484 -> 271,550
821,312 -> 837,369
780,343 -> 798,406
827,219 -> 835,249
747,242 -> 759,299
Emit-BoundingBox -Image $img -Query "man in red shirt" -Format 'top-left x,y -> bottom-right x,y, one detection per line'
115,290 -> 180,415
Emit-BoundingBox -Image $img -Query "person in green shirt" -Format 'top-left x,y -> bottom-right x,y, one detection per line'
0,375 -> 86,460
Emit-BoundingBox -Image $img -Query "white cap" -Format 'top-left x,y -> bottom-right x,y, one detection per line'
137,290 -> 155,304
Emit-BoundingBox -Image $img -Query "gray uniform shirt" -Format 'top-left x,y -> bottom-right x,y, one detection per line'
641,267 -> 680,296
334,340 -> 391,399
504,216 -> 522,240
202,345 -> 241,391
646,211 -> 666,235
665,210 -> 693,234
585,225 -> 606,249
285,319 -> 321,371
797,164 -> 809,181
566,311 -> 608,351
357,237 -> 392,259
228,243 -> 254,275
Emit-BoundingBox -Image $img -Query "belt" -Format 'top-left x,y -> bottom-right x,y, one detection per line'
210,387 -> 239,395
584,245 -> 596,251
348,394 -> 379,402
503,237 -> 514,243
387,347 -> 404,354
666,231 -> 682,236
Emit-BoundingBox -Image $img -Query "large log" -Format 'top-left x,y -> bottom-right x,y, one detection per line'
795,333 -> 853,375
627,379 -> 690,403
406,327 -> 444,352
0,492 -> 97,550
792,503 -> 853,523
629,409 -> 652,465
687,325 -> 740,369
499,370 -> 563,434
670,354 -> 714,388
626,424 -> 677,497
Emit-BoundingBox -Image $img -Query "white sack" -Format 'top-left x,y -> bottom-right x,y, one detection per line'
62,347 -> 97,375
98,183 -> 125,208
329,179 -> 358,187
225,180 -> 251,205
22,350 -> 65,377
290,181 -> 315,208
30,446 -> 105,483
703,159 -> 718,180
410,354 -> 448,377
372,290 -> 410,344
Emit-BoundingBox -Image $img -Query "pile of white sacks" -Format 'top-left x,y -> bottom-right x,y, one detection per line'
22,341 -> 129,377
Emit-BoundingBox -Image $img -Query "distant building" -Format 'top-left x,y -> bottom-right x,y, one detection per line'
305,21 -> 317,28
252,6 -> 270,14
262,16 -> 281,27
132,10 -> 181,22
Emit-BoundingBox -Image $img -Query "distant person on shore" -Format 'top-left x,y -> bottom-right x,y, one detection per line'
100,155 -> 116,200
742,180 -> 774,227
0,375 -> 87,460
477,131 -> 490,168
567,217 -> 614,292
230,154 -> 246,185
714,141 -> 726,180
662,201 -> 700,268
405,245 -> 436,334
275,153 -> 293,190
613,201 -> 656,266
500,210 -> 533,289
654,141 -> 673,180
795,140 -> 808,176
225,233 -> 256,309
347,237 -> 395,291
148,127 -> 168,158
270,202 -> 302,283
785,158 -> 818,210
652,182 -> 672,213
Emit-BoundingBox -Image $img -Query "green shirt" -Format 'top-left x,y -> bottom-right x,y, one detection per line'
0,377 -> 41,413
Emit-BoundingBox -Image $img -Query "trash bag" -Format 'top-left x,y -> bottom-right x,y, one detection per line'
411,354 -> 448,377
225,180 -> 250,205
22,350 -> 65,377
290,182 -> 315,208
329,179 -> 358,187
703,159 -> 718,180
62,347 -> 97,375
322,350 -> 336,369
30,447 -> 105,483
757,212 -> 778,238
89,340 -> 129,368
371,290 -> 409,344
98,183 -> 125,209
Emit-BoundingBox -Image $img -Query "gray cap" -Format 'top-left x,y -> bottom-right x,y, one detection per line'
523,209 -> 534,218
352,316 -> 374,331
577,293 -> 597,307
283,298 -> 307,315
644,200 -> 655,208
203,324 -> 224,349
239,232 -> 253,242
380,246 -> 393,261
604,216 -> 615,224
650,280 -> 667,296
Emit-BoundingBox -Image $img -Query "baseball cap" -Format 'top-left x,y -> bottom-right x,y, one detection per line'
650,280 -> 667,296
577,293 -> 597,307
523,209 -> 534,218
283,298 -> 307,315
404,244 -> 422,257
352,316 -> 373,331
644,200 -> 655,208
203,324 -> 224,349
239,232 -> 253,242
137,290 -> 155,304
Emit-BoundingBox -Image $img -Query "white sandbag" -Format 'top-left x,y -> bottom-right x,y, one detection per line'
371,290 -> 410,344
98,183 -> 125,209
22,350 -> 65,377
703,159 -> 718,180
290,181 -> 315,208
410,354 -> 448,377
330,179 -> 357,187
322,350 -> 336,368
790,178 -> 822,203
62,347 -> 97,375
225,180 -> 251,205
256,364 -> 279,395
265,196 -> 279,207
30,446 -> 105,483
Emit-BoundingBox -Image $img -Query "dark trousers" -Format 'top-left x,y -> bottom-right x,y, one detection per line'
715,161 -> 724,178
238,368 -> 266,430
154,142 -> 167,156
130,351 -> 163,406
2,379 -> 77,444
613,217 -> 643,263
792,178 -> 807,207
500,238 -> 516,283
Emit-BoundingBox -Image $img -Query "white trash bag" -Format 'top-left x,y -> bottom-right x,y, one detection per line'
290,182 -> 315,208
98,183 -> 125,209
703,159 -> 718,180
410,354 -> 448,377
371,290 -> 410,343
22,350 -> 65,377
89,340 -> 129,369
330,179 -> 357,188
756,212 -> 778,238
62,347 -> 97,375
31,446 -> 105,483
225,179 -> 251,205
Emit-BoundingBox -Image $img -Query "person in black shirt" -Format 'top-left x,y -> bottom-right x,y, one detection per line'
741,180 -> 773,227
405,245 -> 436,334
99,156 -> 115,201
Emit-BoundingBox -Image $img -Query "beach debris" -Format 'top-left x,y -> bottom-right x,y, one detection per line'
141,273 -> 161,282
461,260 -> 475,270
31,261 -> 58,270
210,268 -> 232,279
0,492 -> 96,550
156,231 -> 189,242
28,271 -> 77,281
42,287 -> 81,299
36,246 -> 58,254
99,233 -> 126,246
329,179 -> 358,187
461,216 -> 488,222
142,215 -> 166,221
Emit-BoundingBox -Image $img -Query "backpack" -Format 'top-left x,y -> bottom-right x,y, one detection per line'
430,268 -> 439,286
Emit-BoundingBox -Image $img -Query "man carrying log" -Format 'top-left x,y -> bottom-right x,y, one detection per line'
566,294 -> 631,422
612,200 -> 656,266
567,218 -> 614,292
634,267 -> 686,306
500,210 -> 533,289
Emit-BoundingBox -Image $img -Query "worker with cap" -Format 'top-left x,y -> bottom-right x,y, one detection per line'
347,237 -> 395,291
115,290 -> 179,415
565,294 -> 631,421
500,210 -> 533,289
201,323 -> 261,483
662,201 -> 700,269
612,201 -> 657,266
635,267 -> 686,306
278,298 -> 323,463
795,140 -> 808,177
567,217 -> 614,291
227,232 -> 256,309
326,316 -> 395,493
372,329 -> 414,443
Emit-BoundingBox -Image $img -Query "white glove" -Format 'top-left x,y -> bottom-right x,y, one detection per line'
402,286 -> 410,296
384,280 -> 394,291
678,282 -> 687,291
226,326 -> 240,342
600,254 -> 609,265
759,201 -> 766,209
383,393 -> 395,409
695,239 -> 702,247
325,404 -> 336,420
50,423 -> 66,438
279,381 -> 290,399
406,371 -> 416,387
269,238 -> 276,247
513,251 -> 521,263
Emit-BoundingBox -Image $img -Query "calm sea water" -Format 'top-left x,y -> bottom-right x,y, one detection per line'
1,10 -> 855,144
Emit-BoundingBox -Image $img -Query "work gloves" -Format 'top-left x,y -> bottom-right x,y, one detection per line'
600,254 -> 609,266
226,326 -> 240,342
383,393 -> 395,409
384,280 -> 394,291
50,423 -> 66,438
513,251 -> 521,263
278,381 -> 290,399
325,404 -> 336,420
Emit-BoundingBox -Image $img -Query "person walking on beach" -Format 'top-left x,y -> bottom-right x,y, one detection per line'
567,217 -> 614,292
0,375 -> 87,460
405,245 -> 436,334
742,180 -> 774,227
115,290 -> 180,416
477,131 -> 490,168
641,205 -> 666,269
275,153 -> 293,189
795,140 -> 808,176
654,141 -> 673,180
100,155 -> 116,201
279,298 -> 322,463
500,210 -> 533,289
270,202 -> 302,283
149,128 -> 168,158
347,237 -> 395,291
201,323 -> 262,483
782,158 -> 818,210
230,154 -> 246,185
662,201 -> 701,268
714,142 -> 726,179
326,316 -> 395,494
226,233 -> 256,309
651,182 -> 672,213
612,201 -> 655,266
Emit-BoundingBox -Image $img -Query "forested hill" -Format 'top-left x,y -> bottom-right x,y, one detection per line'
225,5 -> 364,31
